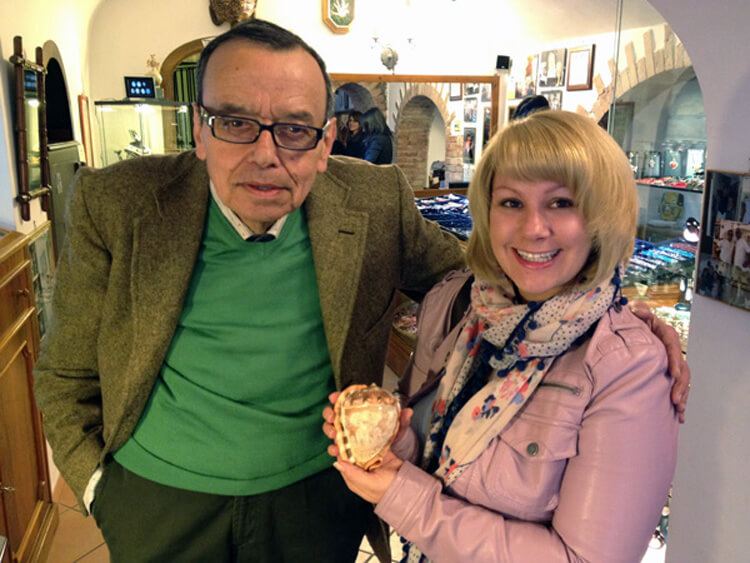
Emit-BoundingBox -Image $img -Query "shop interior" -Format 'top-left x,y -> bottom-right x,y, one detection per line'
3,0 -> 749,562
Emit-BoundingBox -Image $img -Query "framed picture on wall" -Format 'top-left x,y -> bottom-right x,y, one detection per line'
480,84 -> 492,102
465,83 -> 480,96
695,170 -> 750,311
449,82 -> 463,101
483,107 -> 492,150
567,45 -> 595,91
26,221 -> 56,341
542,89 -> 563,110
463,97 -> 478,123
322,0 -> 355,34
539,48 -> 567,88
78,94 -> 94,167
463,127 -> 476,164
520,55 -> 538,97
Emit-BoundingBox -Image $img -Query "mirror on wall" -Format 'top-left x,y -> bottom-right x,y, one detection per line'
330,74 -> 500,190
9,36 -> 51,222
157,38 -> 501,191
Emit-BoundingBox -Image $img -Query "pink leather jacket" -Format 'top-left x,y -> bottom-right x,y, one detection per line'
377,279 -> 679,562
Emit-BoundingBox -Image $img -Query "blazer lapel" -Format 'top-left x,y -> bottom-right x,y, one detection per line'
129,161 -> 209,393
306,172 -> 368,388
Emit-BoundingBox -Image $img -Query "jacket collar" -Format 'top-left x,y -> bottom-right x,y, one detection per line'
306,169 -> 369,387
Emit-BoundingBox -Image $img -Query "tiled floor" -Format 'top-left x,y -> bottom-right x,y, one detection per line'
47,480 -> 109,562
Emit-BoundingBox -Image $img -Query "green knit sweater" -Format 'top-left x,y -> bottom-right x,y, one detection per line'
114,201 -> 335,495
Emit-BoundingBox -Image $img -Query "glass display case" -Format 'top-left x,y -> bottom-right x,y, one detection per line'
94,99 -> 193,166
636,181 -> 703,243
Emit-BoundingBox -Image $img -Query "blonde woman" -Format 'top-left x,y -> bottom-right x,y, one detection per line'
325,111 -> 681,562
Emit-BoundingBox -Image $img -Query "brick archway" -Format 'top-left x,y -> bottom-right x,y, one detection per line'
576,25 -> 693,120
392,83 -> 459,186
331,81 -> 387,113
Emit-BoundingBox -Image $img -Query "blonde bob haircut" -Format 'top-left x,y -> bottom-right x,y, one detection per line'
466,110 -> 637,292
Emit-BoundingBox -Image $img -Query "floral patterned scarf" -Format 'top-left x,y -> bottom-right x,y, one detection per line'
403,269 -> 623,563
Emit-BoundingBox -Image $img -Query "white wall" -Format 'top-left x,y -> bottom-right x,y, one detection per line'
0,0 -> 99,231
647,1 -> 750,562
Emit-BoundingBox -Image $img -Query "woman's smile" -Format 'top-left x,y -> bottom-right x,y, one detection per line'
490,177 -> 592,302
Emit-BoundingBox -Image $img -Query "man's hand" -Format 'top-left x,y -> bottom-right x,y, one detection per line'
630,301 -> 691,423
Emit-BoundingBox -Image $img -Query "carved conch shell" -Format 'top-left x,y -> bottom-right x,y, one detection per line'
334,384 -> 401,471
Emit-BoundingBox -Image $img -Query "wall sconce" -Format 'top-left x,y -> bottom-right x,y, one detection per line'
371,26 -> 414,73
209,0 -> 256,27
380,47 -> 399,71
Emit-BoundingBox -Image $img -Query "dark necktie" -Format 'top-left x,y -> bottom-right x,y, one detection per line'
247,233 -> 275,243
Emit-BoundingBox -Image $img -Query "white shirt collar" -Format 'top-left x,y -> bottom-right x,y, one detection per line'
209,181 -> 288,240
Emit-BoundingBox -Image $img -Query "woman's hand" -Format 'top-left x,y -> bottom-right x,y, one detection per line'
630,301 -> 691,423
322,391 -> 413,503
333,451 -> 404,504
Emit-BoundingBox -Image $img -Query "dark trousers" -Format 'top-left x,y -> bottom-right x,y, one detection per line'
92,460 -> 371,562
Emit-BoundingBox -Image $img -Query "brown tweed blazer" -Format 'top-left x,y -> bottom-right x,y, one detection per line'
33,151 -> 464,504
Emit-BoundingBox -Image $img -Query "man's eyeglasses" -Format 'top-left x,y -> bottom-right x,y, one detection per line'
200,108 -> 329,151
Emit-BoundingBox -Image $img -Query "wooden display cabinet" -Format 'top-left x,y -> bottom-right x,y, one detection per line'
0,227 -> 57,563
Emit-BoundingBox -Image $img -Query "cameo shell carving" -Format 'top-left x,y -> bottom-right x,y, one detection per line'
334,384 -> 401,471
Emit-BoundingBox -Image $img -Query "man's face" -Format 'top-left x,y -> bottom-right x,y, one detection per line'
193,41 -> 335,233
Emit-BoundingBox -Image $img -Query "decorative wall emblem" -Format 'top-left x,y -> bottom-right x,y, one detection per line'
209,0 -> 256,27
323,0 -> 354,34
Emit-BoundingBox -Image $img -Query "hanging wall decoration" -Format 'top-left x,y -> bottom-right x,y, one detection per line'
323,0 -> 355,34
566,45 -> 595,91
695,170 -> 750,311
209,0 -> 257,27
538,48 -> 567,88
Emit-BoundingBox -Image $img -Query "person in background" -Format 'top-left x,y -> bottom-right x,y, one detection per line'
331,114 -> 349,155
344,110 -> 364,159
359,107 -> 393,164
325,110 -> 681,562
512,94 -> 550,120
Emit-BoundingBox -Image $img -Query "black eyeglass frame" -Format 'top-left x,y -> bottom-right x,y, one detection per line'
200,107 -> 330,151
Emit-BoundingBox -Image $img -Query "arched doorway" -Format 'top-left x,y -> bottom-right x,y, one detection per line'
333,82 -> 379,113
161,38 -> 211,102
45,58 -> 73,143
395,95 -> 446,190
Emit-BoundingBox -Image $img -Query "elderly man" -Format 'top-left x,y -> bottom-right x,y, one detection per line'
34,18 -> 689,563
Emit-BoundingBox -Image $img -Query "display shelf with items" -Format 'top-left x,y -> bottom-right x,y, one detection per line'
635,180 -> 704,244
26,222 -> 55,343
622,237 -> 697,352
94,99 -> 193,166
414,192 -> 472,241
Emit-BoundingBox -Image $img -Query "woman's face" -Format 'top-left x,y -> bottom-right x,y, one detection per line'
490,176 -> 592,302
348,117 -> 360,133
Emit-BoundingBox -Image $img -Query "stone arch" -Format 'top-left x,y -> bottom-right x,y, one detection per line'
392,83 -> 459,186
395,95 -> 447,190
331,80 -> 387,113
579,24 -> 694,121
161,38 -> 212,101
332,82 -> 377,113
42,40 -> 74,143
